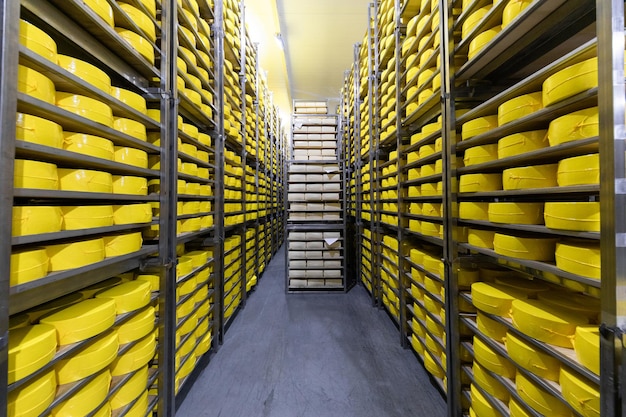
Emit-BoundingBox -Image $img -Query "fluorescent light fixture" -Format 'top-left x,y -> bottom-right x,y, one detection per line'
275,33 -> 284,49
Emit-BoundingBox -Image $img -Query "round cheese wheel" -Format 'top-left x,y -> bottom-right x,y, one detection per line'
40,298 -> 116,345
63,132 -> 115,160
61,205 -> 113,230
574,326 -> 600,376
17,65 -> 55,104
57,55 -> 111,93
464,144 -> 498,166
110,331 -> 156,376
555,240 -> 600,279
474,336 -> 516,378
51,370 -> 111,417
113,203 -> 153,224
8,324 -> 57,384
16,112 -> 63,148
115,306 -> 155,344
502,164 -> 558,190
84,0 -> 114,26
54,329 -> 118,384
459,202 -> 489,220
14,160 -> 58,190
7,369 -> 56,417
511,299 -> 589,348
477,311 -> 507,343
498,130 -> 548,159
56,93 -> 113,127
12,206 -> 62,236
473,361 -> 510,401
557,154 -> 599,186
515,372 -> 572,416
509,398 -> 534,417
506,331 -> 561,381
115,28 -> 155,64
560,367 -> 599,417
493,233 -> 557,261
95,280 -> 151,313
544,202 -> 599,232
543,57 -> 598,107
461,115 -> 498,140
119,3 -> 156,42
467,228 -> 495,248
110,87 -> 148,115
498,92 -> 543,126
472,282 -> 528,317
19,20 -> 57,62
468,26 -> 501,60
462,6 -> 491,39
470,384 -> 504,417
488,202 -> 544,225
502,0 -> 532,27
113,118 -> 148,142
112,176 -> 148,195
103,232 -> 143,257
47,238 -> 106,271
548,107 -> 598,146
459,173 -> 502,192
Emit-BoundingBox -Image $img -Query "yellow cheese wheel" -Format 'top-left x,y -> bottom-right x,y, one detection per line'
506,331 -> 560,381
195,332 -> 212,358
47,238 -> 106,271
19,20 -> 57,62
95,280 -> 150,313
502,0 -> 532,27
459,173 -> 502,192
56,93 -> 114,127
473,361 -> 510,401
537,292 -> 599,323
63,132 -> 115,160
509,398 -> 533,417
135,274 -> 160,292
468,26 -> 501,60
7,369 -> 56,417
555,240 -> 600,279
560,367 -> 599,417
470,384 -> 504,417
464,144 -> 498,166
502,164 -> 557,190
12,206 -> 62,236
110,331 -> 156,375
543,57 -> 599,107
462,6 -> 491,39
103,232 -> 143,257
574,326 -> 600,376
477,311 -> 507,343
61,205 -> 113,230
57,55 -> 111,93
17,65 -> 55,104
201,215 -> 214,228
115,306 -> 155,344
58,168 -> 113,193
115,28 -> 155,64
113,176 -> 148,195
198,132 -> 212,147
114,146 -> 148,168
181,162 -> 199,176
110,87 -> 148,115
557,154 -> 599,186
498,92 -> 543,126
40,298 -> 116,345
113,203 -> 153,224
548,107 -> 598,146
467,228 -> 495,248
488,202 -> 544,225
109,365 -> 148,409
118,390 -> 148,417
113,118 -> 148,142
119,3 -> 156,42
54,329 -> 118,384
544,202 -> 599,232
51,370 -> 111,417
92,403 -> 111,417
461,115 -> 498,140
16,112 -> 63,148
498,130 -> 548,159
423,349 -> 445,378
458,202 -> 489,220
138,0 -> 157,18
474,336 -> 516,377
84,0 -> 115,27
471,282 -> 528,317
515,372 -> 572,416
420,182 -> 440,196
493,233 -> 557,261
511,299 -> 589,348
14,160 -> 58,190
8,324 -> 56,384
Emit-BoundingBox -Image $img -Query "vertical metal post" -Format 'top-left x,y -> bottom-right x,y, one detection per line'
371,0 -> 382,306
0,2 -> 20,416
353,44 -> 363,290
239,0 -> 248,306
441,1 -> 462,416
254,44 -> 260,280
214,0 -> 226,344
598,1 -> 626,416
157,1 -> 178,416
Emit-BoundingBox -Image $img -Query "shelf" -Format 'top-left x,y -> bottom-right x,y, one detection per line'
16,141 -> 160,178
404,229 -> 445,247
458,219 -> 600,240
458,243 -> 600,288
12,223 -> 153,247
458,185 -> 599,200
9,245 -> 158,314
460,293 -> 600,386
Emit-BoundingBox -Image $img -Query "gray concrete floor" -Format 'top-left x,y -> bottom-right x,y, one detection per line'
177,247 -> 447,417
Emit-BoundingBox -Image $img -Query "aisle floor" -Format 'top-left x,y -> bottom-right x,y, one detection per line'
177,247 -> 447,417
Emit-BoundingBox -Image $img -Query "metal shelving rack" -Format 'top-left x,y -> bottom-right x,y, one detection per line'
342,0 -> 626,416
0,1 -> 285,416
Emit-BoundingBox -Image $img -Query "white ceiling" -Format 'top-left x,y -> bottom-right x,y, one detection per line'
244,0 -> 371,118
